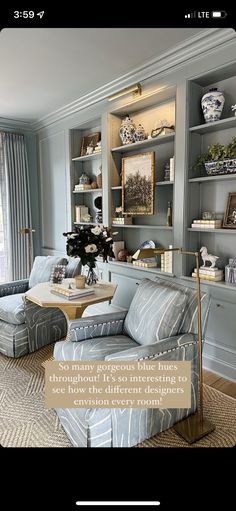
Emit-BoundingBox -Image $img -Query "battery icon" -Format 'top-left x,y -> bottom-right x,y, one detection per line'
211,11 -> 227,18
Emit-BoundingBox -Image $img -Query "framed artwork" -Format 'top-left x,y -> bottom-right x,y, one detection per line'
223,192 -> 236,228
80,132 -> 101,156
122,152 -> 155,215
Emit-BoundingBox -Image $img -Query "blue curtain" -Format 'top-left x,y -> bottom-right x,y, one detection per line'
1,132 -> 32,280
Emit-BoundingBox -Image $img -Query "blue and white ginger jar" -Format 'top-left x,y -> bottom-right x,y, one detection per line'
201,87 -> 225,123
119,116 -> 136,145
134,124 -> 145,142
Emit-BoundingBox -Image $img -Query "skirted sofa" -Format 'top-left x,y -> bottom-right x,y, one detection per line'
54,277 -> 210,447
0,256 -> 81,357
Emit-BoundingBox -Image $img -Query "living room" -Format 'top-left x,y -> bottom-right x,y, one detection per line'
0,24 -> 236,457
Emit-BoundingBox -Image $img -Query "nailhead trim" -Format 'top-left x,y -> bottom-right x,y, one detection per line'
73,319 -> 124,332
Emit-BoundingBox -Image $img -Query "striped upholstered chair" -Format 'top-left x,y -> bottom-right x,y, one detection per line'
0,256 -> 81,358
54,277 -> 210,447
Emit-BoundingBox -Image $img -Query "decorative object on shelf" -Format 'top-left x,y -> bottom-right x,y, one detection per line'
79,172 -> 90,185
202,211 -> 215,220
94,140 -> 102,153
63,225 -> 115,285
201,87 -> 225,123
122,152 -> 155,215
192,267 -> 223,282
200,246 -> 219,268
94,195 -> 103,224
119,115 -> 136,145
86,141 -> 94,155
91,181 -> 98,189
49,265 -> 66,285
112,241 -> 125,260
164,161 -> 170,181
231,104 -> 236,116
80,132 -> 101,157
117,249 -> 129,262
223,192 -> 236,229
75,275 -> 86,289
134,123 -> 146,142
166,201 -> 172,226
132,245 -> 215,443
193,137 -> 236,176
96,165 -> 102,188
133,240 -> 157,268
81,213 -> 93,223
161,245 -> 173,273
151,119 -> 175,138
225,258 -> 236,285
75,206 -> 88,223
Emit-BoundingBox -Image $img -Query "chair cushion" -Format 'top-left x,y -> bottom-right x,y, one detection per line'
123,278 -> 187,345
0,320 -> 28,357
29,256 -> 68,288
54,335 -> 137,361
65,257 -> 81,278
0,293 -> 25,324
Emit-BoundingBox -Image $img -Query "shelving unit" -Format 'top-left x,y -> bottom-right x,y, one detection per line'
109,260 -> 174,277
108,89 -> 176,255
70,119 -> 103,226
186,62 -> 236,279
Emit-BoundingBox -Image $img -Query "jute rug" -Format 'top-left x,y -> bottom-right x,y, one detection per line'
0,344 -> 235,448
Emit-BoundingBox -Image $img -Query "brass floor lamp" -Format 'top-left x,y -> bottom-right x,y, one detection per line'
132,246 -> 215,444
19,228 -> 35,272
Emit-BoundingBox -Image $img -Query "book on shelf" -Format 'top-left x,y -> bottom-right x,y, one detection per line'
193,220 -> 222,224
191,224 -> 222,229
195,267 -> 223,276
133,259 -> 157,268
50,286 -> 95,300
161,246 -> 173,273
75,206 -> 88,223
112,217 -> 133,225
192,272 -> 223,282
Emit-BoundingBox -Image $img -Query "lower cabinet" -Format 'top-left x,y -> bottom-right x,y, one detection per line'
110,272 -> 140,310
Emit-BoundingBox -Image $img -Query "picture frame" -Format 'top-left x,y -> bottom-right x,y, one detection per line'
80,132 -> 101,157
122,152 -> 155,215
223,192 -> 236,228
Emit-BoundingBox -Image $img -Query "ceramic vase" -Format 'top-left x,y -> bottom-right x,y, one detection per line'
134,124 -> 145,142
119,116 -> 136,145
201,88 -> 225,123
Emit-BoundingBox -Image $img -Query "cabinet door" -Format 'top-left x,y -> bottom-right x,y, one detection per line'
205,298 -> 236,351
110,273 -> 140,309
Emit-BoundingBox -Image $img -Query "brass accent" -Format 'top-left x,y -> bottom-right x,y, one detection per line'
132,245 -> 215,443
19,227 -> 36,271
108,83 -> 142,102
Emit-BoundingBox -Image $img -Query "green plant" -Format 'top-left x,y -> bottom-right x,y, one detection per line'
193,136 -> 236,171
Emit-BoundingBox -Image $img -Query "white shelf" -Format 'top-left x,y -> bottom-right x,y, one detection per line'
111,224 -> 173,230
111,133 -> 175,153
111,182 -> 174,190
73,188 -> 102,193
156,181 -> 174,186
189,116 -> 236,134
74,222 -> 102,226
181,276 -> 236,292
189,174 -> 236,183
72,152 -> 102,162
109,260 -> 174,277
188,228 -> 236,234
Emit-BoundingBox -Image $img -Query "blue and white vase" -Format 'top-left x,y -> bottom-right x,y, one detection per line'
134,124 -> 145,142
119,116 -> 136,145
201,88 -> 225,123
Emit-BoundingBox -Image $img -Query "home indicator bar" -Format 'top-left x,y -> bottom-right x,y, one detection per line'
76,502 -> 161,507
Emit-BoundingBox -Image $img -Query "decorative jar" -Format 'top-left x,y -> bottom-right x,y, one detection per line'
119,116 -> 136,145
201,87 -> 225,123
134,124 -> 145,142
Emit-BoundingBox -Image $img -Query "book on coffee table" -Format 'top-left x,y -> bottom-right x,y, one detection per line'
50,285 -> 95,300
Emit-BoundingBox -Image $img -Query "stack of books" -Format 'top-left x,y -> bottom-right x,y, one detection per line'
133,259 -> 157,268
192,267 -> 224,282
74,184 -> 91,191
50,286 -> 95,300
191,220 -> 222,229
112,217 -> 133,225
161,246 -> 173,273
75,206 -> 89,222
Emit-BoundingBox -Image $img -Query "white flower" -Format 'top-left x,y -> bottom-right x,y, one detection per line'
106,237 -> 112,242
91,226 -> 102,235
85,244 -> 97,253
68,233 -> 78,239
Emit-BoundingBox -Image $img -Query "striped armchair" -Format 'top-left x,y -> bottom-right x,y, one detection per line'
54,277 -> 210,447
0,256 -> 81,357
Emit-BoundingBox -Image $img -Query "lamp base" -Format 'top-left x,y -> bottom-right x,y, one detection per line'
174,413 -> 215,444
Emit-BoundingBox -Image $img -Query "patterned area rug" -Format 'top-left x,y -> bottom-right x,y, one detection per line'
0,345 -> 235,448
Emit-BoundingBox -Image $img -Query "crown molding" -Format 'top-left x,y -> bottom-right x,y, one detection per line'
0,117 -> 34,132
33,28 -> 235,131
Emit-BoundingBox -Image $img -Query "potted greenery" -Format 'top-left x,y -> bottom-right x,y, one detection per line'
194,136 -> 236,176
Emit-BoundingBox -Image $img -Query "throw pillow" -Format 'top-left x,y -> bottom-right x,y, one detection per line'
29,256 -> 68,288
0,293 -> 25,325
124,278 -> 187,345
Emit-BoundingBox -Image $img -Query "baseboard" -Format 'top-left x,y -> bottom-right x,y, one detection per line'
203,353 -> 236,382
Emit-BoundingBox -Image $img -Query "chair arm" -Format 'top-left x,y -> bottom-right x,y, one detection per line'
68,310 -> 128,342
0,279 -> 29,297
105,333 -> 197,361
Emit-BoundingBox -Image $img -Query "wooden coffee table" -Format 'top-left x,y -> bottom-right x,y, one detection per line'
25,279 -> 117,321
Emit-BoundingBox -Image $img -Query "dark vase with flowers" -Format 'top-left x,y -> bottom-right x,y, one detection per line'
63,225 -> 115,285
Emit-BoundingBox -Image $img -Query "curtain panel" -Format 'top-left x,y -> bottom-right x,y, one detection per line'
0,132 -> 32,280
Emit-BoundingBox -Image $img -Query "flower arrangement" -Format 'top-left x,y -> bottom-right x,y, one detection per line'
63,225 -> 115,284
